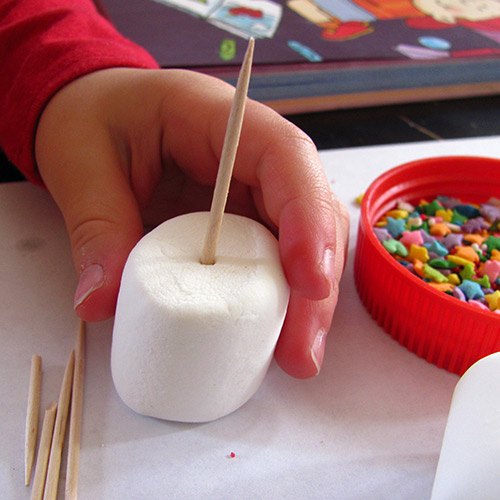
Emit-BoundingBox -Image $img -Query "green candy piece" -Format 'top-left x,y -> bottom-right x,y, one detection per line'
422,199 -> 442,216
472,275 -> 490,289
486,235 -> 500,252
423,264 -> 448,283
451,210 -> 467,225
382,239 -> 408,256
428,258 -> 456,269
459,262 -> 475,281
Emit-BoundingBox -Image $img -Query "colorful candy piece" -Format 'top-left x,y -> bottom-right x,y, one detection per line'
458,280 -> 484,300
455,246 -> 480,263
408,244 -> 429,263
382,239 -> 408,257
397,200 -> 415,212
480,203 -> 500,222
430,223 -> 451,237
373,227 -> 391,243
425,240 -> 448,257
421,199 -> 443,216
385,209 -> 409,219
442,233 -> 463,250
399,230 -> 424,247
485,290 -> 500,311
435,208 -> 453,222
481,260 -> 500,282
461,217 -> 489,234
468,300 -> 489,311
385,216 -> 406,238
423,264 -> 448,283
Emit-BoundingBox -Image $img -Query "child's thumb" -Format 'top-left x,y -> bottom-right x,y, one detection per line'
68,181 -> 144,322
37,145 -> 144,322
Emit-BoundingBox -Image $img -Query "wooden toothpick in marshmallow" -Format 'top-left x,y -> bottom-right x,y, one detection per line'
200,37 -> 255,265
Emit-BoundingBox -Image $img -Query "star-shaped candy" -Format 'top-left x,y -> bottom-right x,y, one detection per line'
458,280 -> 484,300
442,233 -> 463,250
385,216 -> 406,238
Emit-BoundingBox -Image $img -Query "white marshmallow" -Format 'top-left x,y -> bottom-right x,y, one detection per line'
431,352 -> 500,499
111,212 -> 290,423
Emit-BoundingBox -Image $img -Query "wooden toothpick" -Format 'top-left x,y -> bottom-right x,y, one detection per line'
65,320 -> 86,500
200,38 -> 255,265
25,354 -> 42,486
43,350 -> 75,500
30,402 -> 57,500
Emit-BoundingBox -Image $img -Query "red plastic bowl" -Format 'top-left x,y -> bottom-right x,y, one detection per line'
355,156 -> 500,375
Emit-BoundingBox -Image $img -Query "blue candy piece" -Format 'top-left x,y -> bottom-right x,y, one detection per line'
385,216 -> 406,238
454,204 -> 481,218
458,280 -> 485,300
424,239 -> 449,256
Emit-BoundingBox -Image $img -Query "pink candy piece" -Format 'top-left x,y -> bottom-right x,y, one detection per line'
481,260 -> 500,282
399,230 -> 424,247
468,300 -> 489,311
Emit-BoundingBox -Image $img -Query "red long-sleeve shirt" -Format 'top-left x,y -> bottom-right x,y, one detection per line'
0,0 -> 158,185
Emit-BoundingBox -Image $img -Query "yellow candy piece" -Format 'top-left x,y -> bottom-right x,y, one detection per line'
485,290 -> 500,311
408,244 -> 429,263
447,273 -> 461,285
448,254 -> 474,267
355,193 -> 364,205
385,209 -> 409,219
435,209 -> 453,222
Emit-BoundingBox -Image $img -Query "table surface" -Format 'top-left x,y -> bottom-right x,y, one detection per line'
3,135 -> 500,500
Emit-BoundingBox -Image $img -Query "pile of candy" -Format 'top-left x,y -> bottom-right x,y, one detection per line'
373,196 -> 500,314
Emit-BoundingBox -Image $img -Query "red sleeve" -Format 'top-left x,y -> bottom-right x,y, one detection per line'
0,0 -> 159,185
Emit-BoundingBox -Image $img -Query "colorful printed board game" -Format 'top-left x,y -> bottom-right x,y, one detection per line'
100,0 -> 500,112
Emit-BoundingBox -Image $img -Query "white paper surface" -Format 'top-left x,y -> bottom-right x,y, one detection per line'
3,136 -> 500,500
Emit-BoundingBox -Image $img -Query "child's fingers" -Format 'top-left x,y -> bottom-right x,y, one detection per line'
35,78 -> 145,321
274,289 -> 339,379
156,71 -> 350,376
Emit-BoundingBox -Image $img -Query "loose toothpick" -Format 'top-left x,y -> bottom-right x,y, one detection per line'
43,350 -> 75,500
30,402 -> 57,500
25,354 -> 42,486
200,37 -> 255,265
65,320 -> 86,500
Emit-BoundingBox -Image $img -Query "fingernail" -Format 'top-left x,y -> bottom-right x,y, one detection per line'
321,247 -> 335,296
74,264 -> 105,310
311,328 -> 327,376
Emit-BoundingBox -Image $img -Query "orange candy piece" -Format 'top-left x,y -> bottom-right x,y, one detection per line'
455,245 -> 480,263
428,282 -> 454,293
429,223 -> 451,236
413,258 -> 424,278
463,233 -> 485,245
491,249 -> 500,262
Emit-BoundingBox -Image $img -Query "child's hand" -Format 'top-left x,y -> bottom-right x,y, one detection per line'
35,68 -> 349,378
